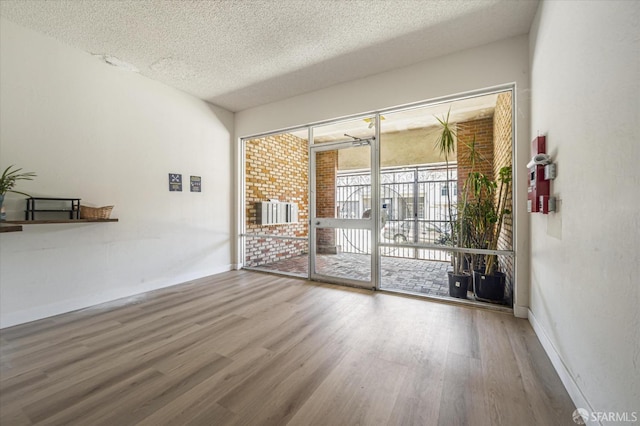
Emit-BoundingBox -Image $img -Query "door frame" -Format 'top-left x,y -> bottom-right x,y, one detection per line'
308,121 -> 381,289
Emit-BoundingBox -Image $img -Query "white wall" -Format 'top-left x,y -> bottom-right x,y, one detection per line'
0,19 -> 235,328
236,35 -> 532,317
529,0 -> 639,420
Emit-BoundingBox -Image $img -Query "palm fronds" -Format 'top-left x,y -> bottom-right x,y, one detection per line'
0,165 -> 36,196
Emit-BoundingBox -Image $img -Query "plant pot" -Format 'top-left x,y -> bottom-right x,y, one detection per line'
473,270 -> 506,303
0,194 -> 5,221
462,255 -> 471,272
448,271 -> 471,299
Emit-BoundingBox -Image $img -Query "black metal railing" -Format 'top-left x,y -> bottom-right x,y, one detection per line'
336,164 -> 457,261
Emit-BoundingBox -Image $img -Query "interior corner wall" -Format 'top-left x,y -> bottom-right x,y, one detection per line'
0,18 -> 235,328
236,34 -> 531,317
529,0 -> 639,418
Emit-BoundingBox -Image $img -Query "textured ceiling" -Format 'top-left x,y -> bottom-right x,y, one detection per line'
0,0 -> 538,112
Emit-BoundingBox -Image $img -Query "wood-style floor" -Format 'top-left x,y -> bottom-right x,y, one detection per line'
0,270 -> 575,425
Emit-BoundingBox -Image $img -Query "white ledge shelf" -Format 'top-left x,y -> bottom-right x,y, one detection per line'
0,224 -> 24,233
4,219 -> 119,224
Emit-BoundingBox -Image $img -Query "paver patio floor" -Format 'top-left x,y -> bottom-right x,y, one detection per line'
252,252 -> 473,298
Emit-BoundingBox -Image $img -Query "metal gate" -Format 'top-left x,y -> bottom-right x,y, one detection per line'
336,164 -> 457,261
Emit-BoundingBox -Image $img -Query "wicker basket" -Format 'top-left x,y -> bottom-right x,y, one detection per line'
79,205 -> 114,220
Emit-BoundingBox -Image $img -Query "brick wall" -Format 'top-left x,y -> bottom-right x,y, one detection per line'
245,133 -> 308,267
456,108 -> 515,304
456,116 -> 494,273
456,117 -> 494,197
492,91 -> 514,302
316,151 -> 338,252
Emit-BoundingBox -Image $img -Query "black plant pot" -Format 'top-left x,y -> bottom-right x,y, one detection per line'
448,272 -> 471,299
473,270 -> 506,303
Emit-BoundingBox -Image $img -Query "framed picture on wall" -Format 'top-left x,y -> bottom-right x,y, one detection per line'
190,176 -> 201,192
169,173 -> 182,191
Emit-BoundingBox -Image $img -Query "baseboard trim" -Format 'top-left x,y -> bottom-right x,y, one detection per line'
528,309 -> 600,425
513,305 -> 529,318
0,264 -> 234,329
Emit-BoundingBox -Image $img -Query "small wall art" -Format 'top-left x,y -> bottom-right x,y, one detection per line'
190,176 -> 202,192
169,173 -> 182,191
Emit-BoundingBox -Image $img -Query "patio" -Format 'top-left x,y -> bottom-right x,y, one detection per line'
251,252 -> 458,298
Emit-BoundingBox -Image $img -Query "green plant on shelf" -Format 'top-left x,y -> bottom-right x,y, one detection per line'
0,165 -> 36,196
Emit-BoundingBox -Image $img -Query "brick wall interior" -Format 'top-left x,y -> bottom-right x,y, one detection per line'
315,151 -> 338,251
245,133 -> 308,267
492,91 -> 514,302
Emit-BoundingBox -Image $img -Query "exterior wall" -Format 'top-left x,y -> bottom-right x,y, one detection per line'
244,133 -> 308,266
457,111 -> 515,304
456,117 -> 494,194
492,91 -> 514,300
315,151 -> 338,251
341,127 -> 448,170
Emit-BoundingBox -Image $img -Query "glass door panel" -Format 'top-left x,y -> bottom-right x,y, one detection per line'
310,134 -> 374,289
314,227 -> 372,282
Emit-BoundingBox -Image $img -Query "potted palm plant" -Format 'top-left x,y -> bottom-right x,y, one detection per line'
472,165 -> 512,302
463,170 -> 496,270
456,132 -> 494,272
434,110 -> 471,298
0,165 -> 36,221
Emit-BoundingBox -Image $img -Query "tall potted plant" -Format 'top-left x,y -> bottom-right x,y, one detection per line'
434,110 -> 470,298
463,170 -> 496,271
0,165 -> 36,221
456,133 -> 494,272
473,165 -> 512,302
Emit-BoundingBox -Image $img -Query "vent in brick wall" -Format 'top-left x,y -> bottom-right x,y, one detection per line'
256,201 -> 299,225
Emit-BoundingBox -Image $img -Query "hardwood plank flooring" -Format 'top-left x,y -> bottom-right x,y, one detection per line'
0,270 -> 576,425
